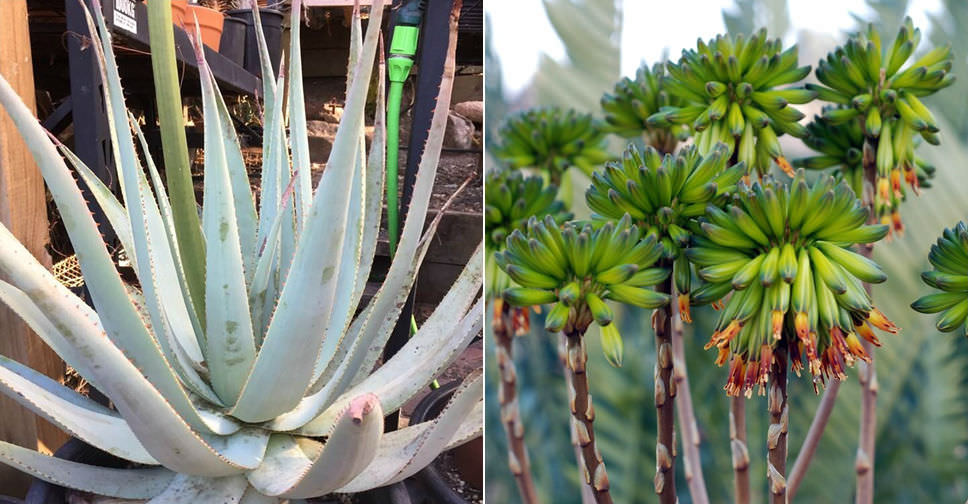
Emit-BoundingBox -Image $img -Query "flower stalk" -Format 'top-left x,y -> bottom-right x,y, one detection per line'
564,327 -> 613,504
767,345 -> 790,504
729,393 -> 750,504
671,297 -> 709,504
653,272 -> 676,504
493,300 -> 540,504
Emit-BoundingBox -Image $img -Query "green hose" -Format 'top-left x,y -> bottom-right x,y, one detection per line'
387,22 -> 438,390
386,79 -> 405,255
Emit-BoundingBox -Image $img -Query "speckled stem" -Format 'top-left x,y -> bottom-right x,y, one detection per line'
730,394 -> 750,504
671,291 -> 709,504
855,138 -> 879,504
493,302 -> 539,504
563,328 -> 613,504
653,273 -> 676,504
768,345 -> 789,504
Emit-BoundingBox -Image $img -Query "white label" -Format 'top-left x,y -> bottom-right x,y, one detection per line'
114,0 -> 137,35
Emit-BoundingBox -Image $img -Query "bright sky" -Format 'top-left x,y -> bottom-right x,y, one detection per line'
488,0 -> 944,94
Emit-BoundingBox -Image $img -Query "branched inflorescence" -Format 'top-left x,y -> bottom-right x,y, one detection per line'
687,171 -> 899,396
805,18 -> 953,235
485,169 -> 571,306
650,29 -> 813,176
797,108 -> 936,236
912,222 -> 968,336
585,143 -> 745,322
600,63 -> 691,153
498,216 -> 668,365
493,107 -> 612,184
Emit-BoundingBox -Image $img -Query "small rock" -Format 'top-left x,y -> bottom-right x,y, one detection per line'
443,112 -> 475,150
453,100 -> 483,124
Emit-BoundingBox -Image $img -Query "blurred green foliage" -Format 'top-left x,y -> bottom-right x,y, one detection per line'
485,0 -> 968,502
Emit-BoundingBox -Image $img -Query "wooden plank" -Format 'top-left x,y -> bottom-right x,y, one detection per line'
0,0 -> 68,496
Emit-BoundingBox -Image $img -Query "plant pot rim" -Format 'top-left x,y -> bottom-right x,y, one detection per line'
410,380 -> 480,504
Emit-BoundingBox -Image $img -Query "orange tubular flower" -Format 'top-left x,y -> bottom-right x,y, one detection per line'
678,294 -> 692,324
890,169 -> 903,199
844,332 -> 870,363
867,307 -> 898,334
725,357 -> 746,397
855,321 -> 881,346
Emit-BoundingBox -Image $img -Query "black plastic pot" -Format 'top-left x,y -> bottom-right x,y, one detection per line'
24,439 -> 126,504
219,16 -> 247,67
410,380 -> 482,504
226,8 -> 284,79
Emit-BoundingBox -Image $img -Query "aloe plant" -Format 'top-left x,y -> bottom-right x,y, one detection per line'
0,1 -> 482,501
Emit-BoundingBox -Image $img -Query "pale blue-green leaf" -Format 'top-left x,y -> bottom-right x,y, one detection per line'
146,474 -> 248,504
337,370 -> 483,492
240,487 -> 282,504
255,72 -> 286,251
244,435 -> 314,497
0,226 -> 245,476
0,42 -> 215,435
287,0 -> 312,228
199,427 -> 270,471
229,0 -> 386,423
251,394 -> 383,498
210,77 -> 259,284
300,288 -> 482,437
0,354 -> 156,465
56,142 -> 138,273
281,394 -> 383,499
0,441 -> 173,499
352,43 -> 386,303
196,38 -> 257,406
266,221 -> 440,431
251,4 -> 278,106
132,116 -> 206,351
248,174 -> 299,347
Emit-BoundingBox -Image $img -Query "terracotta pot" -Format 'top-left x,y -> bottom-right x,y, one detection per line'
184,5 -> 224,51
170,0 -> 188,26
410,380 -> 483,503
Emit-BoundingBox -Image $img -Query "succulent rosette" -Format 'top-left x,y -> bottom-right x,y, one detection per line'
649,29 -> 814,176
808,18 -> 953,233
600,63 -> 691,153
797,107 -> 936,236
585,142 -> 745,321
485,169 -> 571,332
912,222 -> 968,336
496,216 -> 669,366
687,171 -> 898,396
493,107 -> 612,184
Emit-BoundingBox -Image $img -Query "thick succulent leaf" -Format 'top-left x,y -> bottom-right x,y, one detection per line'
240,487 -> 281,504
282,394 -> 383,498
230,0 -> 386,423
249,173 -> 298,346
133,117 -> 206,351
310,8 -> 383,385
0,227 -> 248,476
87,6 -> 213,404
199,427 -> 270,471
309,10 -> 458,390
266,220 -> 446,431
353,39 -> 387,303
249,394 -> 383,498
195,38 -> 258,406
56,142 -> 138,273
0,353 -> 156,465
244,435 -> 314,498
0,52 -> 217,436
0,440 -> 173,499
212,75 -> 259,285
146,0 -> 207,324
337,370 -> 483,492
288,0 -> 312,227
299,285 -> 483,437
146,474 -> 248,503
